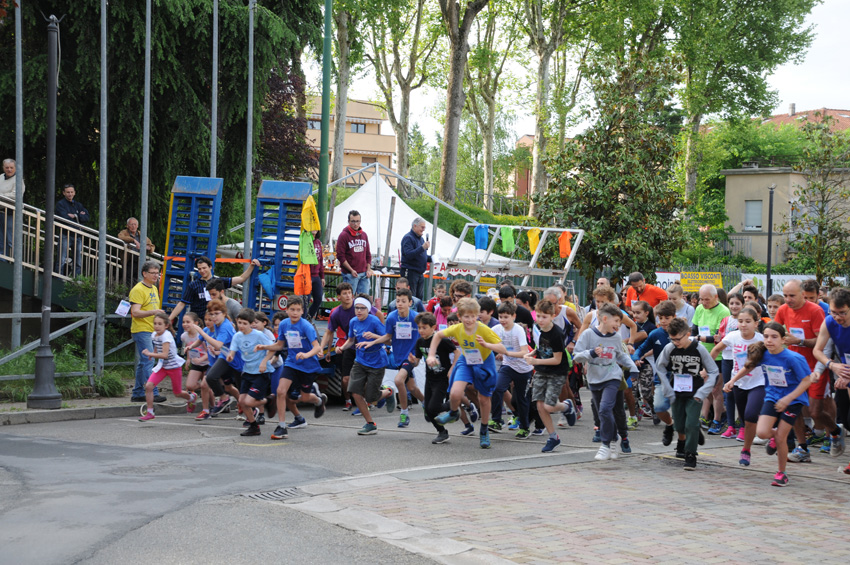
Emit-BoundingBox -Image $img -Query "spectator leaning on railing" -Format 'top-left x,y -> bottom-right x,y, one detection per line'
55,183 -> 90,277
0,158 -> 25,260
117,217 -> 155,253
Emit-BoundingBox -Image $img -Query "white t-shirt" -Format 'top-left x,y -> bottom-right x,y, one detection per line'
720,315 -> 740,360
676,302 -> 695,325
721,330 -> 764,390
495,324 -> 534,373
151,330 -> 185,372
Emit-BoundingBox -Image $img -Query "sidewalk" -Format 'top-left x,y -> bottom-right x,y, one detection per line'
278,444 -> 850,564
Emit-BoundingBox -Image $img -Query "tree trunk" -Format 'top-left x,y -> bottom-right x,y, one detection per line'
439,40 -> 470,204
528,49 -> 552,218
396,87 -> 411,179
332,10 -> 351,183
684,113 -> 702,203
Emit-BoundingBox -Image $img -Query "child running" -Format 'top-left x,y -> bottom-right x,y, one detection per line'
257,297 -> 326,440
737,322 -> 813,486
487,302 -> 535,439
227,309 -> 276,437
429,297 -> 504,449
656,318 -> 720,470
709,293 -> 744,435
573,304 -> 639,461
181,312 -> 209,413
717,307 -> 765,466
138,313 -> 196,421
412,312 -> 460,444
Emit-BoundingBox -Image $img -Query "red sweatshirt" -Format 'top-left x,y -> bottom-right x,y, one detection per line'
336,227 -> 372,274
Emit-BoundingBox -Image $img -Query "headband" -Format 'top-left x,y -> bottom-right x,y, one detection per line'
354,297 -> 371,309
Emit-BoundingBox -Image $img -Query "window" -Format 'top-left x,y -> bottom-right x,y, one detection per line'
307,120 -> 321,130
351,122 -> 366,134
744,200 -> 762,231
361,157 -> 376,166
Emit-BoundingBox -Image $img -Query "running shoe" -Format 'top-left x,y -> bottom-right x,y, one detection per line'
721,425 -> 737,439
699,417 -> 710,430
240,423 -> 261,437
376,395 -> 387,410
752,436 -> 768,445
351,407 -> 362,416
736,427 -> 746,442
739,449 -> 751,467
460,424 -> 475,436
627,416 -> 638,431
488,419 -> 503,433
765,437 -> 778,456
257,413 -> 266,425
507,417 -> 519,431
771,471 -> 789,487
820,437 -> 832,454
311,382 -> 322,400
209,398 -> 233,417
480,433 -> 491,449
844,462 -> 850,475
270,425 -> 288,440
515,429 -> 530,439
531,428 -> 545,436
594,445 -> 612,461
138,412 -> 155,422
541,435 -> 560,453
289,416 -> 308,429
592,428 -> 601,442
195,410 -> 210,421
382,386 -> 396,413
652,414 -> 661,426
466,403 -> 479,423
675,440 -> 686,459
557,414 -> 568,428
807,430 -> 826,445
358,422 -> 378,435
787,446 -> 812,463
398,414 -> 410,428
563,400 -> 576,427
265,394 -> 277,419
435,410 -> 460,426
342,400 -> 352,411
641,403 -> 654,418
621,438 -> 631,454
662,425 -> 674,446
186,393 -> 197,413
683,453 -> 697,471
432,430 -> 450,444
707,420 -> 722,435
315,394 -> 327,419
830,424 -> 846,457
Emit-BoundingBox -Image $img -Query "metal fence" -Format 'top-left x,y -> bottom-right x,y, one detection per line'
455,188 -> 529,217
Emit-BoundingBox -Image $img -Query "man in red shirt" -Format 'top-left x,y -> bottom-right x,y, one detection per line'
774,279 -> 828,462
625,272 -> 668,309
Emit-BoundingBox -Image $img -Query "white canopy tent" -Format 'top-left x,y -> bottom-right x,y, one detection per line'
330,173 -> 510,272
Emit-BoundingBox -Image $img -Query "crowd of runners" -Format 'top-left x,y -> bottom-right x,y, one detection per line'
133,262 -> 850,488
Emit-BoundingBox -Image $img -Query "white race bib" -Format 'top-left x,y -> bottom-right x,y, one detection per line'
395,322 -> 412,340
765,365 -> 787,387
439,324 -> 447,331
285,330 -> 302,349
789,327 -> 806,341
115,300 -> 131,317
463,348 -> 484,365
845,354 -> 850,365
735,351 -> 748,371
203,289 -> 212,302
673,374 -> 693,392
698,326 -> 711,338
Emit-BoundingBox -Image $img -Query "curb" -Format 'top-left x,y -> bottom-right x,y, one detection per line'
0,403 -> 188,426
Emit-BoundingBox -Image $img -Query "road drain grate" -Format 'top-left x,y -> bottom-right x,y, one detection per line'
245,488 -> 307,502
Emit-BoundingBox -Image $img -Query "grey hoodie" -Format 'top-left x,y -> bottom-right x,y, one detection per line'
573,328 -> 638,385
655,338 -> 720,402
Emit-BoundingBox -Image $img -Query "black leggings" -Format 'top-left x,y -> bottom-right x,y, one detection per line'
836,388 -> 850,427
205,358 -> 242,397
305,276 -> 323,319
733,385 -> 765,424
424,376 -> 450,432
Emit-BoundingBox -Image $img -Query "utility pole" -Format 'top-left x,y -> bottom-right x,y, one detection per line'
317,0 -> 332,241
139,0 -> 152,275
244,0 -> 256,258
95,0 -> 108,376
211,0 -> 219,177
765,184 -> 776,296
12,0 -> 24,349
29,14 -> 62,409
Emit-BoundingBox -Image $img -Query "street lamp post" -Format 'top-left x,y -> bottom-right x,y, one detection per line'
765,183 -> 776,296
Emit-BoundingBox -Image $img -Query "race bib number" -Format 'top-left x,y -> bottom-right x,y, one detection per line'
673,374 -> 693,392
698,326 -> 711,338
789,327 -> 806,341
395,322 -> 412,340
115,300 -> 131,317
765,365 -> 787,387
203,289 -> 212,302
599,346 -> 615,360
463,348 -> 484,365
845,354 -> 850,365
735,351 -> 748,371
285,331 -> 302,349
438,324 -> 447,331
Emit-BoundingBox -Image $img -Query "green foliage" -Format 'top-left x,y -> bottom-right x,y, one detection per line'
537,51 -> 685,283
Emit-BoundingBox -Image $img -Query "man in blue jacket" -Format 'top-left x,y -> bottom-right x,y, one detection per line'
55,183 -> 90,277
400,217 -> 431,301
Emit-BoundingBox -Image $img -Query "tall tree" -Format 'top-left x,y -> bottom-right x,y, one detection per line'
780,113 -> 850,285
674,0 -> 818,202
536,51 -> 685,282
465,3 -> 520,211
437,0 -> 489,204
366,0 -> 440,182
331,4 -> 362,182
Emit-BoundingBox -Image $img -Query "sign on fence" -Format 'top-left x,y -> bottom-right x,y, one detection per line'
742,274 -> 847,294
680,272 -> 723,292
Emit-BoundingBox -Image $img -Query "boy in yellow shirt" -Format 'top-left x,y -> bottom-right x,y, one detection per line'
428,297 -> 504,448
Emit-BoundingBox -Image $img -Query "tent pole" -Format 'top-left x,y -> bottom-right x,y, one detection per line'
426,201 -> 439,298
383,197 -> 396,268
323,186 -> 337,246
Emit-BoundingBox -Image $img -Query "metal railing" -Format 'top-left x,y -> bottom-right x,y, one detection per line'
717,236 -> 752,258
0,196 -> 162,290
455,188 -> 529,216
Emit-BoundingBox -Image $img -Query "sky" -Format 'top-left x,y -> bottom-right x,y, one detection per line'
307,0 -> 849,147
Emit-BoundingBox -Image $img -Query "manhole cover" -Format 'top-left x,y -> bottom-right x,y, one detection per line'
245,487 -> 307,502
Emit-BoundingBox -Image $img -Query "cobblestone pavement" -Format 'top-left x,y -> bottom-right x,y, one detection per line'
283,444 -> 850,564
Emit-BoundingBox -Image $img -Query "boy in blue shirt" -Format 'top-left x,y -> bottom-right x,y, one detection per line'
337,296 -> 395,435
257,298 -> 327,440
226,309 -> 276,437
367,289 -> 423,428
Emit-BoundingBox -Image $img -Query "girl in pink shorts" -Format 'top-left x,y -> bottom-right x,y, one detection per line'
139,313 -> 196,421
